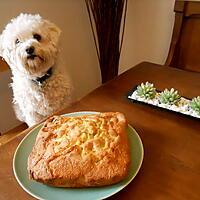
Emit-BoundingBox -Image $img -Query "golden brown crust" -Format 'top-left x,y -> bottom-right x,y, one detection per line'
27,112 -> 130,187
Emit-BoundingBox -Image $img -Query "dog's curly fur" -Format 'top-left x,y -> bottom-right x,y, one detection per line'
0,13 -> 73,126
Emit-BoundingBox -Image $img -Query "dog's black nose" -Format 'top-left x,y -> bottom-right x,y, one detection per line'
26,46 -> 35,55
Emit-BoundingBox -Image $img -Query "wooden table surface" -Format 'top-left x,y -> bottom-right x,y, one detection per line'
0,62 -> 200,200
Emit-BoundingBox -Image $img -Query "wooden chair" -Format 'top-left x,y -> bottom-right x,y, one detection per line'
0,58 -> 9,73
165,0 -> 200,73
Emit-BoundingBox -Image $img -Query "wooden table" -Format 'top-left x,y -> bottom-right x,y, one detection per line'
0,62 -> 200,200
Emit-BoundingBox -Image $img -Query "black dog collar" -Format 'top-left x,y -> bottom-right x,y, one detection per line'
32,67 -> 53,86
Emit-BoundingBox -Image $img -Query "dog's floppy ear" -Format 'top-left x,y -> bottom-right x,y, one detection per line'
44,20 -> 61,45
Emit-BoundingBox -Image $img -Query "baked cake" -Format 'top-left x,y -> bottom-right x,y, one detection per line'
27,112 -> 130,187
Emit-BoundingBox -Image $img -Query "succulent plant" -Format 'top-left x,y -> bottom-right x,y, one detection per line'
159,88 -> 181,105
190,96 -> 200,115
136,82 -> 156,99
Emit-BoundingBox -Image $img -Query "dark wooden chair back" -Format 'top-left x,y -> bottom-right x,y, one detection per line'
0,57 -> 9,73
165,0 -> 200,73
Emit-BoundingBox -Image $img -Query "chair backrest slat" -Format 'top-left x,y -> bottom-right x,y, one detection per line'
165,1 -> 200,73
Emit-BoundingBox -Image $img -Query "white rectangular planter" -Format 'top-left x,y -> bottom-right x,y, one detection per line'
128,88 -> 200,119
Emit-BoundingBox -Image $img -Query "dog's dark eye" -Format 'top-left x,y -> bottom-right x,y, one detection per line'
33,34 -> 41,41
15,38 -> 20,44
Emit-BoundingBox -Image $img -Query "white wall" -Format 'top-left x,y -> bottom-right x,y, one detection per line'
120,0 -> 175,73
0,0 -> 175,132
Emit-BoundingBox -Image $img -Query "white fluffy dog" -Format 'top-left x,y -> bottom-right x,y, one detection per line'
0,13 -> 73,126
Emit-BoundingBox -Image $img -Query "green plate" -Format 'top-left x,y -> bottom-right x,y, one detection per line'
13,111 -> 144,200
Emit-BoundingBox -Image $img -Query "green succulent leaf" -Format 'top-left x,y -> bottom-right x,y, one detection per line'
136,82 -> 156,99
190,96 -> 200,115
159,88 -> 181,105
